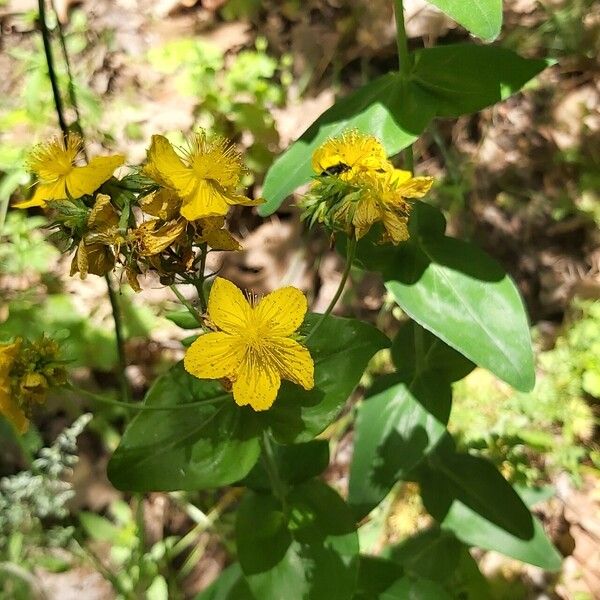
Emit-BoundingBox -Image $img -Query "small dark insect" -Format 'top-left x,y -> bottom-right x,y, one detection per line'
321,163 -> 350,176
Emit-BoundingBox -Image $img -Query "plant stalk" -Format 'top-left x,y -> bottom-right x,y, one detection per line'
170,284 -> 205,326
38,0 -> 68,136
394,0 -> 415,172
105,273 -> 131,403
306,235 -> 357,342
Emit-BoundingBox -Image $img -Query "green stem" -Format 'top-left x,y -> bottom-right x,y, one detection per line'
394,0 -> 412,77
306,236 -> 356,342
196,242 -> 208,312
260,432 -> 288,512
38,0 -> 68,136
394,0 -> 415,173
170,284 -> 205,325
50,0 -> 86,146
72,385 -> 229,411
105,273 -> 131,403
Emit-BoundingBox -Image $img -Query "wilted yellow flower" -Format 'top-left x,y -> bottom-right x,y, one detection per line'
143,132 -> 262,221
311,129 -> 389,181
16,134 -> 124,208
184,277 -> 314,411
140,189 -> 241,251
342,169 -> 434,244
0,337 -> 67,434
0,341 -> 28,433
70,194 -> 121,278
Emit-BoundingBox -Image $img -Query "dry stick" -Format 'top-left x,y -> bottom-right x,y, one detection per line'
38,0 -> 132,403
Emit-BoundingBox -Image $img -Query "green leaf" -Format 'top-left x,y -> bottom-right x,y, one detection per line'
441,501 -> 562,570
391,320 -> 475,383
259,74 -> 433,216
262,314 -> 390,443
425,0 -> 502,40
349,378 -> 449,519
382,577 -> 452,600
164,309 -> 201,329
195,564 -> 255,600
387,527 -> 463,583
412,45 -> 551,117
416,453 -> 562,570
424,440 -> 534,540
236,481 -> 359,600
242,440 -> 330,491
371,203 -> 535,391
107,363 -> 261,492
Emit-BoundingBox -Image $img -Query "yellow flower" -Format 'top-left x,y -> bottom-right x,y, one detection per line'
344,169 -> 434,244
16,134 -> 124,208
312,129 -> 389,181
0,341 -> 28,433
143,132 -> 262,221
184,277 -> 314,411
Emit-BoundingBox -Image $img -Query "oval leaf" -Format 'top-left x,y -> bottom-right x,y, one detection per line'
381,204 -> 535,391
412,45 -> 551,117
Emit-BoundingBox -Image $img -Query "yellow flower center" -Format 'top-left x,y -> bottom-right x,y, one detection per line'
184,133 -> 244,187
27,133 -> 82,181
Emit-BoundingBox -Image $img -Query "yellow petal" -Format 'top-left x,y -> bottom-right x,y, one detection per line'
381,210 -> 409,245
144,135 -> 195,193
180,180 -> 230,220
139,219 -> 186,256
396,176 -> 434,198
88,193 -> 119,230
387,169 -> 413,186
352,194 -> 381,239
202,228 -> 241,251
85,242 -> 115,276
141,188 -> 181,221
66,155 -> 124,198
71,240 -> 89,279
232,355 -> 281,411
254,287 -> 307,336
207,277 -> 251,334
269,338 -> 314,390
126,267 -> 142,292
0,386 -> 29,434
224,193 -> 264,208
184,331 -> 243,380
0,341 -> 20,377
15,179 -> 68,207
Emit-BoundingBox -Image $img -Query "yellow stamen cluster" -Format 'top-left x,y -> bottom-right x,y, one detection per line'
305,130 -> 434,244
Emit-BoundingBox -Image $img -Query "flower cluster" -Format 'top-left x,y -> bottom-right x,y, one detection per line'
0,337 -> 67,433
303,130 -> 434,244
17,131 -> 260,289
